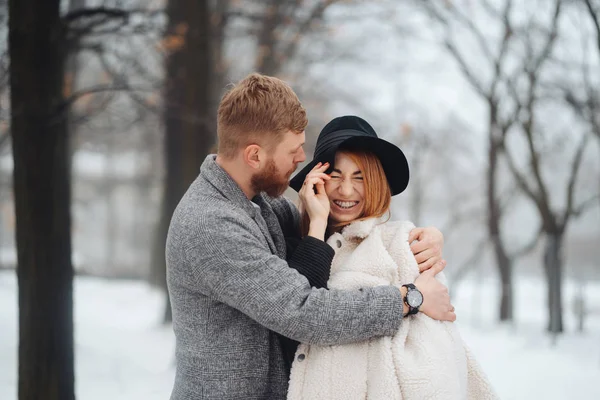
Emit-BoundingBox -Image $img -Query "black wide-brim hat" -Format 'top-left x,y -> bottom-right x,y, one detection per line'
290,115 -> 409,196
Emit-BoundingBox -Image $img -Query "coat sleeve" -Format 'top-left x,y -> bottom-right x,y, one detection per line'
286,236 -> 333,289
181,208 -> 404,346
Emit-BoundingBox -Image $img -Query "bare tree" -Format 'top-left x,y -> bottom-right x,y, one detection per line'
416,0 -> 540,322
502,0 -> 598,334
562,0 -> 600,212
151,0 -> 213,323
251,0 -> 340,76
9,0 -> 74,398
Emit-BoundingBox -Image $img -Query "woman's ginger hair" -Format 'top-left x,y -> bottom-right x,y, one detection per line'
300,149 -> 392,238
217,73 -> 307,159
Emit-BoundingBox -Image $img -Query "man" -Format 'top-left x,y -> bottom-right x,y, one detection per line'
166,73 -> 455,399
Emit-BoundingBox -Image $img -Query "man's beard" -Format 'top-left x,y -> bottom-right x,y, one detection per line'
251,158 -> 295,198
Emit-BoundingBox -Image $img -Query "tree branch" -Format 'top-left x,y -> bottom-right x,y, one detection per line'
503,143 -> 545,212
419,2 -> 487,97
443,1 -> 497,65
512,0 -> 562,219
52,84 -> 157,124
63,7 -> 131,23
563,132 -> 592,227
584,0 -> 600,55
572,193 -> 600,216
280,0 -> 337,67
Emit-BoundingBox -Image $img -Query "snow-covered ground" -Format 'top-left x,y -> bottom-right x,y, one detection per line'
1,269 -> 599,399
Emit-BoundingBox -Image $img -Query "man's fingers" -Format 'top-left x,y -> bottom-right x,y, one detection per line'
445,311 -> 457,322
429,259 -> 447,275
415,248 -> 438,264
418,257 -> 436,273
408,227 -> 424,243
410,239 -> 431,255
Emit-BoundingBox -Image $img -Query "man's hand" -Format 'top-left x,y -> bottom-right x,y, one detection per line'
413,261 -> 456,322
409,226 -> 444,273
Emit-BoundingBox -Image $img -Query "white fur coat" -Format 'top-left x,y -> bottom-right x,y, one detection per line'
287,219 -> 498,400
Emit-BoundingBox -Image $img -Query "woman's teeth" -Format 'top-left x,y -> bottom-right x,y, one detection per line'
334,200 -> 358,209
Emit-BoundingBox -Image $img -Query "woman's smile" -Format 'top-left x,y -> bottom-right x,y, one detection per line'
331,200 -> 360,211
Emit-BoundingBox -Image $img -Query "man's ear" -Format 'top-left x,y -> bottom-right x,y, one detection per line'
243,144 -> 263,169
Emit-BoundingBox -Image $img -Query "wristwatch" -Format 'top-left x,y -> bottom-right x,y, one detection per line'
402,283 -> 423,316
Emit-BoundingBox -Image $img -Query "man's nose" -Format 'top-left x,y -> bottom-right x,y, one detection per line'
297,148 -> 306,163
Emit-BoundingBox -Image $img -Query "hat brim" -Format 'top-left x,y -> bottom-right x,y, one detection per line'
289,136 -> 409,196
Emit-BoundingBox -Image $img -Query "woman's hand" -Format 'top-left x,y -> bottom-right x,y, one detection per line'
298,162 -> 331,238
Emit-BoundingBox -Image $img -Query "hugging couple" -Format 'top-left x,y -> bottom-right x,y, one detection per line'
166,73 -> 497,400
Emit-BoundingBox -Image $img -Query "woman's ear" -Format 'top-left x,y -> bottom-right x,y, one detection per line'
243,144 -> 262,169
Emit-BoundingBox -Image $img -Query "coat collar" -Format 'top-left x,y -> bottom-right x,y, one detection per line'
340,217 -> 384,241
199,154 -> 287,258
200,154 -> 258,218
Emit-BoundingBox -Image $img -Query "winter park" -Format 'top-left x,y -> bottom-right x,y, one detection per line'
1,1 -> 600,399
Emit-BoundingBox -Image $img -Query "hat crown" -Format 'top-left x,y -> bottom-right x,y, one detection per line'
318,115 -> 377,140
314,116 -> 377,159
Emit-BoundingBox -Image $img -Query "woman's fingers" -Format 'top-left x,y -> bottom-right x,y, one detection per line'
305,172 -> 330,182
314,179 -> 326,195
301,177 -> 326,195
310,162 -> 329,171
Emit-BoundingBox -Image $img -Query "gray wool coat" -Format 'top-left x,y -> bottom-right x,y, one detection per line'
166,155 -> 404,400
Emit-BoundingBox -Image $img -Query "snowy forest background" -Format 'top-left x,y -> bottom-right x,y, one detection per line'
0,0 -> 599,399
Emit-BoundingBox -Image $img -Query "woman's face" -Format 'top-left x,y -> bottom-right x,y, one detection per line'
325,152 -> 365,224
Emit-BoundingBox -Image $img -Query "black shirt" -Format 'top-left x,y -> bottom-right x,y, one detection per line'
280,235 -> 335,374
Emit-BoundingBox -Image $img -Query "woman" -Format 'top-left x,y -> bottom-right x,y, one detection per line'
287,116 -> 497,400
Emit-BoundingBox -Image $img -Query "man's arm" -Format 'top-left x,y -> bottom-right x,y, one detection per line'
387,221 -> 456,322
181,209 -> 404,346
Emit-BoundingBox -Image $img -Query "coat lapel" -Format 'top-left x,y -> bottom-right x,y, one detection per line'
254,194 -> 287,259
200,155 -> 286,259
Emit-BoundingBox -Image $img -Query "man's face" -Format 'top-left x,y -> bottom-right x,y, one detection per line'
251,130 -> 306,197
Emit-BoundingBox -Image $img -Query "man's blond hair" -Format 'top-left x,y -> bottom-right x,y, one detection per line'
217,73 -> 308,159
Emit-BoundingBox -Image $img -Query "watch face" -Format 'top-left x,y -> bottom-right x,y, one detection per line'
407,290 -> 423,308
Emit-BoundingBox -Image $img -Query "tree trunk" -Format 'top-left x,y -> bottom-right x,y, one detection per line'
255,1 -> 283,76
487,130 -> 513,322
151,0 -> 214,324
65,0 -> 85,164
8,1 -> 74,399
544,232 -> 564,334
495,239 -> 513,321
211,0 -> 230,113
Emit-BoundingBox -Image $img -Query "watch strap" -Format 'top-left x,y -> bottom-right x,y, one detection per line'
402,283 -> 420,315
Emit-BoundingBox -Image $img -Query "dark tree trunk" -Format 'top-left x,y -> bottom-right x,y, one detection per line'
211,0 -> 230,111
152,0 -> 214,324
487,127 -> 513,322
255,1 -> 284,76
544,232 -> 564,334
8,1 -> 74,399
